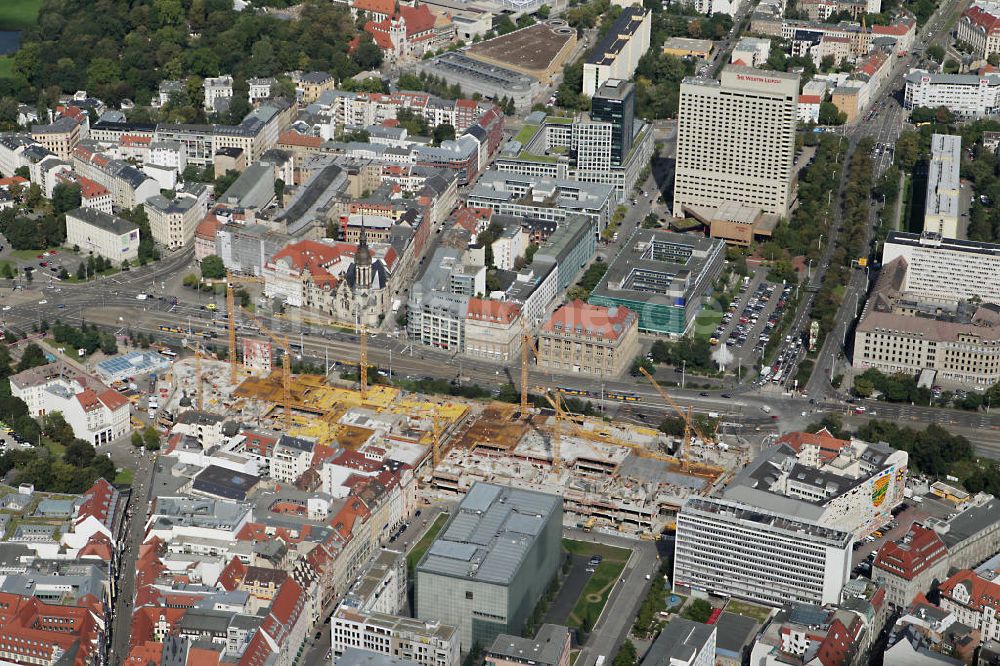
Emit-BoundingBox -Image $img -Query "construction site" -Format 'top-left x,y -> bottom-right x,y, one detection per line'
148,273 -> 748,538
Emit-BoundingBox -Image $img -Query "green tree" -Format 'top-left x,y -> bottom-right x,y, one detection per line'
630,356 -> 654,377
1,263 -> 13,279
51,182 -> 82,215
75,262 -> 86,281
143,426 -> 160,450
432,123 -> 456,146
275,179 -> 285,206
927,44 -> 945,62
64,439 -> 96,468
681,598 -> 713,623
200,255 -> 226,280
16,343 -> 47,372
658,416 -> 686,437
613,640 -> 637,666
42,412 -> 75,446
131,431 -> 144,449
818,101 -> 846,125
213,169 -> 240,196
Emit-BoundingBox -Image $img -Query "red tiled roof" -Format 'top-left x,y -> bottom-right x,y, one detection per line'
799,94 -> 822,104
121,134 -> 152,147
278,130 -> 323,149
466,297 -> 520,324
777,428 -> 850,460
874,525 -> 948,583
353,0 -> 395,15
196,213 -> 222,241
963,5 -> 1000,35
940,569 -> 1000,613
0,176 -> 28,188
99,388 -> 129,410
76,388 -> 102,411
366,3 -> 437,49
78,177 -> 109,200
268,240 -> 354,282
454,206 -> 492,233
542,300 -> 636,341
217,556 -> 247,591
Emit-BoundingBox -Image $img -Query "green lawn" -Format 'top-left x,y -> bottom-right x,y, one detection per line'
0,0 -> 42,30
693,309 -> 724,341
406,512 -> 449,573
514,124 -> 539,144
0,259 -> 13,274
562,539 -> 631,630
0,57 -> 12,79
114,468 -> 135,485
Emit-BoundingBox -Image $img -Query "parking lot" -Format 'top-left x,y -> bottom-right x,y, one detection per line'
850,502 -> 926,574
711,275 -> 796,373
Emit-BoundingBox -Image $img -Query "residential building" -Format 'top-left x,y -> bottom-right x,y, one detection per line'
588,229 -> 726,335
144,183 -> 209,250
536,301 -> 640,377
72,144 -> 161,209
674,496 -> 854,606
674,66 -> 799,218
9,361 -> 131,446
486,625 -> 571,666
958,3 -> 1000,58
248,77 -> 276,104
195,213 -> 222,262
641,618 -> 715,666
799,79 -> 828,123
415,483 -> 563,650
933,494 -> 1000,571
65,207 -> 140,264
581,8 -> 651,97
464,299 -> 523,363
925,134 -> 962,238
731,37 -> 772,67
904,69 -> 1000,118
298,71 -> 336,104
271,435 -> 316,485
78,176 -> 113,214
751,580 -> 889,666
939,569 -> 1000,643
692,0 -> 748,15
882,231 -> 1000,303
873,524 -> 950,608
489,221 -> 529,271
204,75 -> 234,113
31,116 -> 82,160
332,606 -> 460,666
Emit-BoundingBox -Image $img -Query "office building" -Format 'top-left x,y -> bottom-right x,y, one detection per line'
588,229 -> 726,335
925,134 -> 962,238
958,4 -> 1000,58
589,80 -> 635,167
581,8 -> 651,97
674,496 -> 854,606
663,37 -> 714,59
415,483 -> 562,650
65,207 -> 140,264
532,213 -> 597,292
536,301 -> 640,377
485,625 -> 570,666
640,618 -> 715,666
332,607 -> 460,666
873,524 -> 950,608
904,69 -> 1000,118
853,252 -> 1000,386
730,37 -> 772,67
693,0 -> 748,15
464,299 -> 523,363
673,66 -> 799,219
143,184 -> 209,250
882,231 -> 1000,303
723,431 -> 908,539
412,52 -> 540,112
938,568 -> 1000,642
466,173 -> 614,233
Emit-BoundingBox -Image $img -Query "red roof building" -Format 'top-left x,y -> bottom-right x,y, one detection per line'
777,428 -> 851,463
939,569 -> 1000,642
874,525 -> 950,607
365,4 -> 439,59
537,301 -> 641,377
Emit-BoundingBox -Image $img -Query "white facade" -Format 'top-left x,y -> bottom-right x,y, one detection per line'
144,187 -> 209,250
204,75 -> 235,112
674,66 -> 799,218
331,607 -> 460,666
924,133 -> 962,238
881,231 -> 1000,303
581,8 -> 651,98
65,208 -> 140,263
904,69 -> 1000,118
271,438 -> 314,484
674,497 -> 853,607
490,227 -> 529,271
148,141 -> 187,172
731,37 -> 772,67
692,0 -> 748,16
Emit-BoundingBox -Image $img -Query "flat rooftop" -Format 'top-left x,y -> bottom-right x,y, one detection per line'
588,7 -> 649,66
416,482 -> 560,585
682,496 -> 853,545
466,21 -> 575,74
926,133 -> 961,219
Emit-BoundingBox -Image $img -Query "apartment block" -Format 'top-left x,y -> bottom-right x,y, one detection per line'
882,231 -> 1000,303
958,4 -> 1000,58
904,69 -> 1000,118
925,134 -> 962,237
873,524 -> 950,608
31,116 -> 82,160
65,207 -> 140,264
939,568 -> 1000,643
332,606 -> 460,666
144,184 -> 209,250
486,625 -> 570,666
581,8 -> 651,97
464,299 -> 523,363
640,618 -> 715,666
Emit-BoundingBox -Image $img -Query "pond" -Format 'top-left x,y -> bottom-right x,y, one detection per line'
0,31 -> 21,56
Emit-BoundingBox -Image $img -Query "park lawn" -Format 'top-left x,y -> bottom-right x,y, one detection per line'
562,539 -> 631,630
0,0 -> 42,30
0,57 -> 12,79
406,512 -> 449,573
114,468 -> 135,485
0,259 -> 13,274
724,598 -> 773,624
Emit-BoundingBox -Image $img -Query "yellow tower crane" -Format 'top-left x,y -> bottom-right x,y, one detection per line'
637,367 -> 714,470
200,270 -> 264,385
536,388 -> 565,469
182,341 -> 206,411
520,320 -> 535,420
431,414 -> 444,466
359,322 -> 369,401
244,311 -> 293,429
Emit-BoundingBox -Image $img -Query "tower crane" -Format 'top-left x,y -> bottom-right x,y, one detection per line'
181,341 -> 206,411
244,310 -> 293,429
520,319 -> 536,420
359,321 -> 368,401
200,270 -> 264,385
637,367 -> 714,470
536,389 -> 563,468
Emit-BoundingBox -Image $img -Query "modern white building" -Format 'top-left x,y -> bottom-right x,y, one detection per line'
143,183 -> 209,250
692,0 -> 748,16
640,618 -> 715,666
881,231 -> 1000,303
674,496 -> 854,606
904,69 -> 1000,118
673,66 -> 799,219
270,435 -> 315,485
65,207 -> 140,264
581,7 -> 651,98
9,361 -> 131,446
924,133 -> 962,238
731,37 -> 772,67
331,606 -> 460,666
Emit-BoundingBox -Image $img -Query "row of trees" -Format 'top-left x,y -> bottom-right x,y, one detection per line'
51,321 -> 118,356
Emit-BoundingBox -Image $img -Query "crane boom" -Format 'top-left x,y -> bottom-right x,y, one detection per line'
637,367 -> 714,463
244,311 -> 292,429
537,390 -> 562,468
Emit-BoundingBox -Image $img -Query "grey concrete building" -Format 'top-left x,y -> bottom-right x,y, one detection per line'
415,483 -> 562,652
218,162 -> 276,210
411,52 -> 539,112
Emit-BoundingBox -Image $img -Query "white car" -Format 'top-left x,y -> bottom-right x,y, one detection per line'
37,300 -> 47,305
1,306 -> 9,311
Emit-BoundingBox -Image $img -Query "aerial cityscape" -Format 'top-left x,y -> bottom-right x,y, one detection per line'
0,0 -> 999,664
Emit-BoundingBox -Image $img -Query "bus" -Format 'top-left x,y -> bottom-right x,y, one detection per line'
158,348 -> 177,359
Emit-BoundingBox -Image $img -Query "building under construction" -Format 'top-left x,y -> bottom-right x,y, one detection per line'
426,402 -> 740,536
